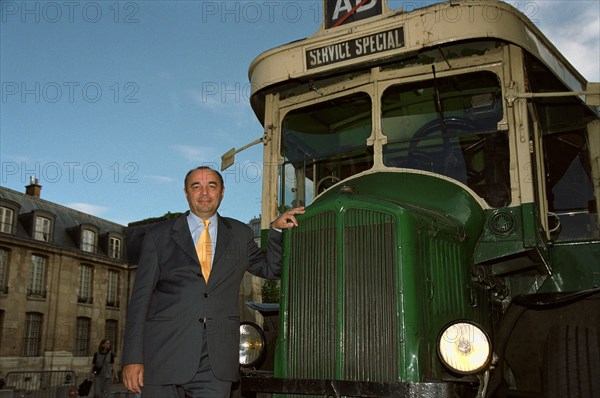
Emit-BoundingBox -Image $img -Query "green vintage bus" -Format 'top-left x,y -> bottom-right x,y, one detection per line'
228,0 -> 600,396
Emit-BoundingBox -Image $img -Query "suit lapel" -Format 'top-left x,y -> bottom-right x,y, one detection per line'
214,214 -> 232,266
170,213 -> 234,285
172,213 -> 198,264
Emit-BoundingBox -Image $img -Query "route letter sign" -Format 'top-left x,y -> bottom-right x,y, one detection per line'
325,0 -> 384,29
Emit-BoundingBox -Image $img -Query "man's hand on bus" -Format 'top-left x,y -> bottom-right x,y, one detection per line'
272,207 -> 305,229
122,364 -> 144,394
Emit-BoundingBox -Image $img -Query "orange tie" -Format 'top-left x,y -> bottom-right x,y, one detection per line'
196,220 -> 212,282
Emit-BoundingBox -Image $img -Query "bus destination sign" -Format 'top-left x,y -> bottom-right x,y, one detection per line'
306,27 -> 404,69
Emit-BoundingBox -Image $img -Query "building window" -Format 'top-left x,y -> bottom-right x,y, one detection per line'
22,312 -> 43,357
0,310 -> 4,350
75,317 -> 91,356
109,237 -> 122,259
105,319 -> 118,352
106,270 -> 119,307
82,229 -> 96,253
0,207 -> 14,233
27,255 -> 46,298
250,218 -> 260,238
0,248 -> 8,294
78,264 -> 93,304
34,216 -> 51,241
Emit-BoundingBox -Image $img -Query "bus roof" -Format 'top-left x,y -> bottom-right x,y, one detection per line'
248,0 -> 591,119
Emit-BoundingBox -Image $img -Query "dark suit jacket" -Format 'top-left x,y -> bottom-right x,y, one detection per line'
122,212 -> 282,384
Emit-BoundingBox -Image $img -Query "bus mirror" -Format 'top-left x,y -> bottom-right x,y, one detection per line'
586,82 -> 599,106
221,135 -> 268,171
221,148 -> 236,171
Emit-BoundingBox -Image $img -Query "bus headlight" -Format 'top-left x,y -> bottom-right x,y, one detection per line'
437,321 -> 492,374
239,321 -> 266,367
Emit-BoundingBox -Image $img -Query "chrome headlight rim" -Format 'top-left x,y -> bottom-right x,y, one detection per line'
437,320 -> 492,375
239,321 -> 266,368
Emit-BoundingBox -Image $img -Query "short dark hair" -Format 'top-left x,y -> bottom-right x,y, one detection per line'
184,166 -> 224,188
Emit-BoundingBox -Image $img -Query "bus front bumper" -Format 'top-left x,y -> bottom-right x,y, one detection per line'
241,370 -> 474,397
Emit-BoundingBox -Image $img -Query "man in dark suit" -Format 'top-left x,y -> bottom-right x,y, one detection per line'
122,166 -> 304,398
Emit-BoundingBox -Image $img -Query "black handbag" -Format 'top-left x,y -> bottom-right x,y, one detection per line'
78,379 -> 93,396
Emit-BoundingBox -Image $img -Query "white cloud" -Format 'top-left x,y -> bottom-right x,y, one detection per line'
3,153 -> 31,163
535,1 -> 600,81
171,144 -> 221,165
144,175 -> 177,184
67,203 -> 109,217
190,89 -> 226,111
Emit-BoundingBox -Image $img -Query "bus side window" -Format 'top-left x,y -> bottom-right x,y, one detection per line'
544,130 -> 599,240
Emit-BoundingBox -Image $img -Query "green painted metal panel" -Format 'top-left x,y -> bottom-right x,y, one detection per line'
317,172 -> 485,244
541,241 -> 600,292
277,172 -> 490,386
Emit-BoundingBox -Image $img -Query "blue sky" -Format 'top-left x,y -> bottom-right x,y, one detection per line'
1,1 -> 599,226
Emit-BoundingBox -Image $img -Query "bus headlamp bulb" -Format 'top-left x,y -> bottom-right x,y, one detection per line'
437,321 -> 492,375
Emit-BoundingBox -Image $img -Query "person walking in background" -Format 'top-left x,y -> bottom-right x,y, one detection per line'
92,339 -> 116,398
122,166 -> 304,398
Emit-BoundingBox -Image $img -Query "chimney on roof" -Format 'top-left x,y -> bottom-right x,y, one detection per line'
26,176 -> 42,198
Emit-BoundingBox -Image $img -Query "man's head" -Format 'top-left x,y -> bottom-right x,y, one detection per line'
184,166 -> 225,220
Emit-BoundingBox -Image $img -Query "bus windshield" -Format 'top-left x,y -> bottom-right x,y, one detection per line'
280,92 -> 373,209
382,71 -> 511,207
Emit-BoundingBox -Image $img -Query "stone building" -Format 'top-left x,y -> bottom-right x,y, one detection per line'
0,180 -> 129,377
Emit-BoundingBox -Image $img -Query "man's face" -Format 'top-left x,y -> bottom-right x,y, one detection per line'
184,169 -> 225,219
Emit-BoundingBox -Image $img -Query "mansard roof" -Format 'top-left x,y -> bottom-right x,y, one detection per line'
0,186 -> 128,260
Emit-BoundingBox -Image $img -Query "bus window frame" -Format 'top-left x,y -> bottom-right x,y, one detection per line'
275,64 -> 516,210
377,67 -> 510,207
278,84 -> 376,209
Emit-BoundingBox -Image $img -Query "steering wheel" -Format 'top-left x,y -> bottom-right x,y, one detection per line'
316,175 -> 341,193
408,117 -> 477,183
